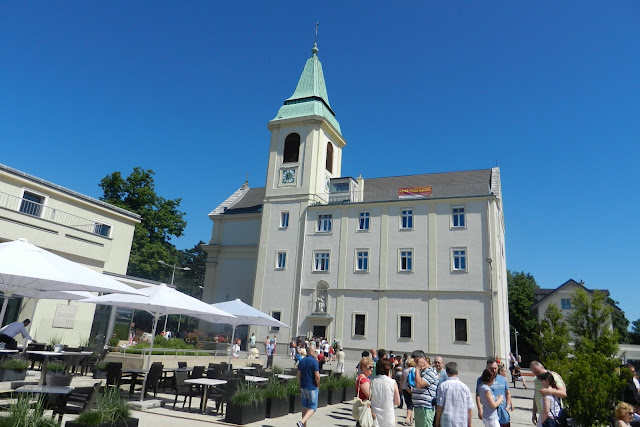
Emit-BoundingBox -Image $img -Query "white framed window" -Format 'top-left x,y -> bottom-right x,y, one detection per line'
93,221 -> 112,237
452,206 -> 466,228
398,314 -> 413,340
400,209 -> 413,230
271,310 -> 282,331
276,251 -> 287,270
358,211 -> 370,231
280,211 -> 290,228
353,312 -> 367,338
451,248 -> 467,272
355,250 -> 369,272
561,298 -> 571,309
19,189 -> 47,218
314,251 -> 330,272
399,249 -> 413,272
317,214 -> 332,233
453,317 -> 469,343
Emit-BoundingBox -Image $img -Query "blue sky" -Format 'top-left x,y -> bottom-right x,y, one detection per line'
2,2 -> 639,322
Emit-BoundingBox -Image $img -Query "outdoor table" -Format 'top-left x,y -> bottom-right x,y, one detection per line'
184,378 -> 227,413
0,349 -> 19,359
27,351 -> 66,385
277,374 -> 296,380
121,368 -> 148,395
235,366 -> 255,370
243,375 -> 268,383
15,385 -> 74,410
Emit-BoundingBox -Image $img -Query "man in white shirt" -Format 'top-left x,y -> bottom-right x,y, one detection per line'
336,347 -> 346,373
435,362 -> 474,427
0,319 -> 37,350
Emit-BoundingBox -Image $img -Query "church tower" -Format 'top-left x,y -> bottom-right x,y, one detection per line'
252,43 -> 346,337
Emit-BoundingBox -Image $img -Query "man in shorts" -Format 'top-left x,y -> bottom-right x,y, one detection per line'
297,344 -> 320,427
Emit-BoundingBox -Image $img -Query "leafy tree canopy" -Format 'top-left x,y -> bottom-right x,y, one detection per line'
630,319 -> 640,345
507,270 -> 539,356
567,288 -> 619,357
608,297 -> 630,343
532,302 -> 571,372
99,167 -> 187,280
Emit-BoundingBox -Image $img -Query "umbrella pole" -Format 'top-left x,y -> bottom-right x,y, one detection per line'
140,313 -> 159,402
21,297 -> 39,353
0,291 -> 13,327
227,325 -> 236,370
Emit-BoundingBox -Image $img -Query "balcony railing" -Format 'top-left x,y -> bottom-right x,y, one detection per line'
0,190 -> 111,237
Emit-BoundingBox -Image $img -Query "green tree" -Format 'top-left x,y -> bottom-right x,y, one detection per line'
174,241 -> 207,298
567,288 -> 619,357
507,270 -> 539,356
630,319 -> 640,344
532,303 -> 571,372
608,297 -> 630,343
99,167 -> 187,280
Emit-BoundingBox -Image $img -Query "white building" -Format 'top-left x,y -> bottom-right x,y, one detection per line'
201,44 -> 510,369
0,163 -> 140,346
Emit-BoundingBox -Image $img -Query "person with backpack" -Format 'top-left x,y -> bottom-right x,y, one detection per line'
401,358 -> 416,426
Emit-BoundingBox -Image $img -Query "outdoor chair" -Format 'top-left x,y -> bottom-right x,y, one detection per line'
250,363 -> 262,369
189,365 -> 205,379
218,378 -> 240,417
177,361 -> 187,368
172,370 -> 199,411
80,347 -> 108,376
208,362 -> 218,369
129,362 -> 163,398
48,374 -> 73,387
105,362 -> 122,389
63,347 -> 83,375
209,365 -> 224,379
27,343 -> 46,370
52,382 -> 100,422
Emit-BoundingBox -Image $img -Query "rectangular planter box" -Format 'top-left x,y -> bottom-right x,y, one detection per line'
266,396 -> 289,418
224,401 -> 266,425
0,369 -> 27,382
327,389 -> 339,405
317,389 -> 328,407
66,418 -> 139,427
343,386 -> 356,402
289,394 -> 301,413
93,369 -> 107,379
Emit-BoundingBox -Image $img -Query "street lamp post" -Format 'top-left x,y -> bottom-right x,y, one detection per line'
158,260 -> 190,333
514,329 -> 519,359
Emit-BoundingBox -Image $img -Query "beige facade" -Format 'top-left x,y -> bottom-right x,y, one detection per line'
0,163 -> 140,346
200,46 -> 511,370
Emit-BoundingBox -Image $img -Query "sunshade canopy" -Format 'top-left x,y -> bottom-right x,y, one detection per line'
204,299 -> 290,329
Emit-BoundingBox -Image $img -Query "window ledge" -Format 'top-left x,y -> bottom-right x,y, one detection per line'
356,229 -> 370,233
398,270 -> 413,274
312,270 -> 330,274
451,270 -> 468,274
354,270 -> 369,274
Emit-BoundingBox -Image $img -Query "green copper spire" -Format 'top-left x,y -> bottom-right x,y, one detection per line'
272,43 -> 341,134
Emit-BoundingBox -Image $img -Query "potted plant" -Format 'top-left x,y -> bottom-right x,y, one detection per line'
263,378 -> 288,418
286,378 -> 301,414
317,377 -> 329,407
224,382 -> 266,425
65,387 -> 138,427
0,394 -> 59,427
92,361 -> 108,379
340,374 -> 357,402
322,375 -> 340,405
0,356 -> 29,382
49,333 -> 65,352
45,361 -> 69,385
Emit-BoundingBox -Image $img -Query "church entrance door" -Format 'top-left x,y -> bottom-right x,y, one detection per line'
312,325 -> 326,338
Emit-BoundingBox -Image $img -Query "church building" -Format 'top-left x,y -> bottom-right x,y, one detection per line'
201,43 -> 510,369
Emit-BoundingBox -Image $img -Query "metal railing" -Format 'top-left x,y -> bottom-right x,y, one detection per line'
112,346 -> 229,358
0,190 -> 110,237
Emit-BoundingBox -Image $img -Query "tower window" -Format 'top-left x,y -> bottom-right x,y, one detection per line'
326,142 -> 334,173
283,133 -> 300,163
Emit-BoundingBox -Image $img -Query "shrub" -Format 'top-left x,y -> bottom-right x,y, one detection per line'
48,334 -> 64,346
184,331 -> 201,348
262,378 -> 287,399
108,336 -> 120,347
338,374 -> 356,388
73,387 -> 131,425
270,365 -> 283,375
319,375 -> 339,391
0,394 -> 59,427
285,379 -> 300,396
230,382 -> 265,406
46,361 -> 65,372
95,361 -> 109,371
0,357 -> 29,371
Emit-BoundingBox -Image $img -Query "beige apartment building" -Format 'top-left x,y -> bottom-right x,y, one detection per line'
0,163 -> 140,346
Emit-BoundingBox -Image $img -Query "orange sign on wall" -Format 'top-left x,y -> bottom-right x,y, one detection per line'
398,186 -> 432,197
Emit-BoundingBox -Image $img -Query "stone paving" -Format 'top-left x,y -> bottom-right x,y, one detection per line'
53,353 -> 537,426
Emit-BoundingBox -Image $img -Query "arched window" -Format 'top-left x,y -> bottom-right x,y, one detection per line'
314,281 -> 329,313
325,142 -> 334,173
283,133 -> 300,163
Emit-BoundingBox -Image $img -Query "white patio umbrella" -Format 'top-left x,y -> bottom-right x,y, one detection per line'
0,288 -> 95,351
200,298 -> 290,368
81,284 -> 236,401
0,239 -> 143,325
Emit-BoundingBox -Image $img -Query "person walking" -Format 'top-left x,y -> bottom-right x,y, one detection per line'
355,356 -> 374,427
478,368 -> 504,427
0,319 -> 36,349
435,362 -> 474,427
336,347 -> 346,373
370,358 -> 401,427
249,332 -> 256,348
536,372 -> 561,427
530,361 -> 567,426
475,359 -> 511,427
296,344 -> 320,427
411,351 -> 439,427
401,358 -> 416,426
266,338 -> 275,368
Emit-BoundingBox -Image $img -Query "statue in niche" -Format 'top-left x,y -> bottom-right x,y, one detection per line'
315,291 -> 327,313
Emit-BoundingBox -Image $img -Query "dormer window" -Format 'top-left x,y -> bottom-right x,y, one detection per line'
283,133 -> 300,163
326,142 -> 334,173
